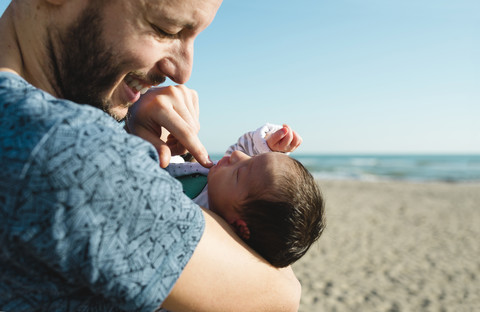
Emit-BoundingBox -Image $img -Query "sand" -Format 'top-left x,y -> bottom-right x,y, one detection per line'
293,180 -> 480,312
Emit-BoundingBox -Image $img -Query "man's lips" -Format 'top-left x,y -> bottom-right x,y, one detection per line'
125,75 -> 152,94
122,80 -> 141,104
124,75 -> 155,103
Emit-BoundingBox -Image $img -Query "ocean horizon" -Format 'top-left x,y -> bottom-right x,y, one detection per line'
211,153 -> 480,183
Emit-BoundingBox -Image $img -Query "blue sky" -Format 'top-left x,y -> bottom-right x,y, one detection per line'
2,0 -> 478,154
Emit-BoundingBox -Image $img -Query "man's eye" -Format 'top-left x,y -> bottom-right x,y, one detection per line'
151,24 -> 178,39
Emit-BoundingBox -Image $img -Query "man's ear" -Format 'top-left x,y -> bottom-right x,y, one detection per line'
230,219 -> 250,240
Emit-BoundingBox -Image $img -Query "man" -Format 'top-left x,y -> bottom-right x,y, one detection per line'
0,0 -> 301,311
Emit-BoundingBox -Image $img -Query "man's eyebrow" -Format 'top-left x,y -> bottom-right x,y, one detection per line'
160,16 -> 195,30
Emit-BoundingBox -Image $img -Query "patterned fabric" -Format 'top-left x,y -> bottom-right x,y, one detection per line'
165,161 -> 211,177
0,72 -> 204,312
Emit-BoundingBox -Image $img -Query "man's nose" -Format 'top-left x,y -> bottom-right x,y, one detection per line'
158,39 -> 194,84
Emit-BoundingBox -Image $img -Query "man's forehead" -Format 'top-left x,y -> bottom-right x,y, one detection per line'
145,0 -> 221,28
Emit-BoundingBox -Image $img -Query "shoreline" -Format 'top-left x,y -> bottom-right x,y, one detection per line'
293,179 -> 480,311
312,177 -> 480,185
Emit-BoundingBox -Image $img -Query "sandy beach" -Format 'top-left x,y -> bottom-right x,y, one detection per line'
293,180 -> 480,312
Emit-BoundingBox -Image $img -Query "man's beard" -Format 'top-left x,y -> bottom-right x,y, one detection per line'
47,3 -> 128,119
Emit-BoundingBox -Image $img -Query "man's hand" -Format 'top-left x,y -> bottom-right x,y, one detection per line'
266,124 -> 302,153
126,85 -> 213,168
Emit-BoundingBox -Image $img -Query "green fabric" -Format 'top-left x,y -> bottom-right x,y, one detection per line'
177,174 -> 208,199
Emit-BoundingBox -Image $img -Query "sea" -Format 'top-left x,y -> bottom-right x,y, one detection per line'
292,154 -> 480,183
211,154 -> 480,183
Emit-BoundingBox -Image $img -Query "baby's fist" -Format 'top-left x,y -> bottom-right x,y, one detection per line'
266,124 -> 302,153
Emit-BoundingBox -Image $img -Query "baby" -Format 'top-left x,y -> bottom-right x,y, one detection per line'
166,123 -> 325,267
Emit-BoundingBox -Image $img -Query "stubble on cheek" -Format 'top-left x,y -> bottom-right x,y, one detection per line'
47,4 -> 128,115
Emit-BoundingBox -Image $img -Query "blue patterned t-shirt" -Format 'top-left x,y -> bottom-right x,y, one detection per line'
0,72 -> 205,311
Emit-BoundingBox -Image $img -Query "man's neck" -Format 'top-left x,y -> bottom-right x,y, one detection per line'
0,2 -> 58,97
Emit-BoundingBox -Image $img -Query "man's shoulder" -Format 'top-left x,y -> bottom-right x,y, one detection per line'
0,71 -> 119,131
0,71 -> 132,183
0,71 -> 125,153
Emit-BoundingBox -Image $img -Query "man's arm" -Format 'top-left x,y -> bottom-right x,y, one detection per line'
127,87 -> 300,310
162,209 -> 301,312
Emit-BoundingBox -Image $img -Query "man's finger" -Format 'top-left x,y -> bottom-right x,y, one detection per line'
159,109 -> 212,168
158,144 -> 172,168
134,127 -> 173,167
178,85 -> 200,124
164,85 -> 200,134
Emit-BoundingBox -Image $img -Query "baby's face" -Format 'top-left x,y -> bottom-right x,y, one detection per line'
207,151 -> 292,222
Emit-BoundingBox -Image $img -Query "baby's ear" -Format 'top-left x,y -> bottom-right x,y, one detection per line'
230,219 -> 250,240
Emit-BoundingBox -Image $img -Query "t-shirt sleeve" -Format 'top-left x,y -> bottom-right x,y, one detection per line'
12,120 -> 205,311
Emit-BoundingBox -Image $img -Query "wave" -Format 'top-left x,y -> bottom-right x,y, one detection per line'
294,154 -> 480,183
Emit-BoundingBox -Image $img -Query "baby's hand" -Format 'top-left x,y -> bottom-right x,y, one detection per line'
266,124 -> 302,153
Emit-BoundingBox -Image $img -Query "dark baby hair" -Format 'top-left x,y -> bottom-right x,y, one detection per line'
238,157 -> 325,267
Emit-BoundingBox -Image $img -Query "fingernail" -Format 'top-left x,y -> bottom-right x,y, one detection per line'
204,155 -> 214,167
